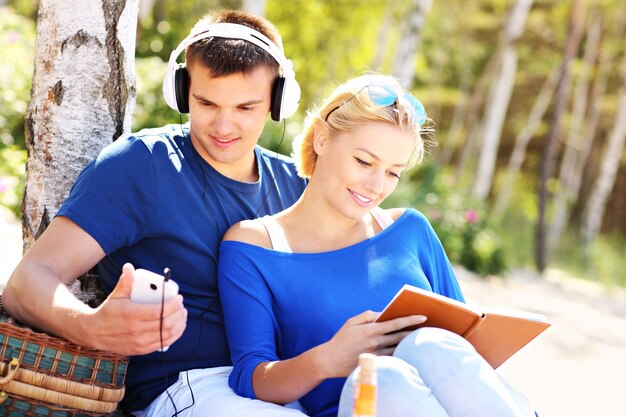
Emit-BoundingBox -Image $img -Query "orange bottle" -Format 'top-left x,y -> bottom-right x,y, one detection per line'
352,353 -> 377,417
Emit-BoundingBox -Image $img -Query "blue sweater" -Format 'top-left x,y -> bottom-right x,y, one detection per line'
57,123 -> 307,412
218,208 -> 465,417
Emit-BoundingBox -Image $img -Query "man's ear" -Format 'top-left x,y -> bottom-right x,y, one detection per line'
313,122 -> 329,156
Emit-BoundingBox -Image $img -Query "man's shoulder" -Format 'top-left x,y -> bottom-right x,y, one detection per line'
128,124 -> 186,149
99,124 -> 185,159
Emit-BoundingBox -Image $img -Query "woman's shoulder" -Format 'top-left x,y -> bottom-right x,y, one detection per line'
222,218 -> 273,249
384,207 -> 407,221
380,207 -> 426,221
381,207 -> 431,228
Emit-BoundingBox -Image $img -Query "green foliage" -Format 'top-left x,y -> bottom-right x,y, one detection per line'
132,56 -> 177,131
0,7 -> 33,217
268,0 -> 387,112
136,0 -> 236,60
0,146 -> 26,217
0,8 -> 34,149
6,0 -> 38,20
492,187 -> 538,269
258,116 -> 303,155
551,231 -> 626,289
385,162 -> 507,276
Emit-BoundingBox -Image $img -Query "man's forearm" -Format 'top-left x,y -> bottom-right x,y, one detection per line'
3,261 -> 94,346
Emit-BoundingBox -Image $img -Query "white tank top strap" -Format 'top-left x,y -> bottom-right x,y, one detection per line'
256,216 -> 292,253
370,206 -> 394,230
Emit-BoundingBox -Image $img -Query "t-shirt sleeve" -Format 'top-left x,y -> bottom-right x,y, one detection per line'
57,136 -> 158,254
217,242 -> 280,399
411,209 -> 466,302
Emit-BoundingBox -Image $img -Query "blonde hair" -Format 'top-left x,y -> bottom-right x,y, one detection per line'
292,74 -> 431,178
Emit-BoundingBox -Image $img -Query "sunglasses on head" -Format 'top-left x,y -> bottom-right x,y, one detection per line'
324,81 -> 427,125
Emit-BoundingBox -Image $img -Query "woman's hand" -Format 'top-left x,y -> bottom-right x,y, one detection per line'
316,311 -> 427,378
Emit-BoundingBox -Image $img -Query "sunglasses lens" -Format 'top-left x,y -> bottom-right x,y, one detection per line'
367,83 -> 397,107
404,94 -> 427,125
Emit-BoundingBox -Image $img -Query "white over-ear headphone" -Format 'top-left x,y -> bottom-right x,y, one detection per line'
162,22 -> 301,121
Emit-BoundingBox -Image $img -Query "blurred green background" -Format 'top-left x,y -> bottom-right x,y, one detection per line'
2,0 -> 625,286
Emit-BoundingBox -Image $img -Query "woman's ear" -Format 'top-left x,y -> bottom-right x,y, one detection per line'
313,122 -> 329,156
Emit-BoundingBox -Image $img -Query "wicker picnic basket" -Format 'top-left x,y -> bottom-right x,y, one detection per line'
0,295 -> 128,417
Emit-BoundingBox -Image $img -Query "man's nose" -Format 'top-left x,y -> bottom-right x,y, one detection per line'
212,110 -> 235,137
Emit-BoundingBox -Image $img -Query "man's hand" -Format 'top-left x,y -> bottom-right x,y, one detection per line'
83,263 -> 187,355
3,217 -> 188,356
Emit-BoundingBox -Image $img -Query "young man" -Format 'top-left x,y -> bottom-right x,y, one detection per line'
3,10 -> 307,417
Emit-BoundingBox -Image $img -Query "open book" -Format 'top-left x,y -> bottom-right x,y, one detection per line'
375,284 -> 551,368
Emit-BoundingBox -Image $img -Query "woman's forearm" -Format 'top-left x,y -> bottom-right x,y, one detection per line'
252,343 -> 333,404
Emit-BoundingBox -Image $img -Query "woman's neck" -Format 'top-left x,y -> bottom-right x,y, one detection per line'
278,188 -> 379,253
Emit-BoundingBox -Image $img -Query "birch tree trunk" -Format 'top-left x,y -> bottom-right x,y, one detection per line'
581,57 -> 626,243
138,0 -> 156,22
567,48 -> 611,220
548,15 -> 602,246
390,0 -> 432,85
454,48 -> 501,180
493,67 -> 559,217
371,3 -> 393,71
22,0 -> 138,301
438,41 -> 471,166
472,0 -> 533,200
536,0 -> 586,271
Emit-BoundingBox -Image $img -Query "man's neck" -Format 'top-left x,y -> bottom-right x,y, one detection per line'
206,152 -> 259,183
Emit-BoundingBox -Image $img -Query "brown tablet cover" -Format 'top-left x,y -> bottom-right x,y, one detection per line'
375,284 -> 551,368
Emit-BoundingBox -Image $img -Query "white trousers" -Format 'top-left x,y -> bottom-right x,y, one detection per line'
136,366 -> 307,417
338,328 -> 537,417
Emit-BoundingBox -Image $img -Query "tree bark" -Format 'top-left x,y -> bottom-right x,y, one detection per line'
472,0 -> 533,200
535,0 -> 586,272
22,0 -> 138,301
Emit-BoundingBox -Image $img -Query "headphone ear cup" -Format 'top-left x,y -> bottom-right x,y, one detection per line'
270,77 -> 286,122
270,76 -> 301,121
174,65 -> 190,114
280,76 -> 301,121
162,63 -> 179,112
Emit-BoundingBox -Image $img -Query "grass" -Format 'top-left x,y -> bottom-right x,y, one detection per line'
494,207 -> 626,290
551,231 -> 626,290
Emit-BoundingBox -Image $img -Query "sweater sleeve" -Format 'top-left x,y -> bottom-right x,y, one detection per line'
217,241 -> 280,399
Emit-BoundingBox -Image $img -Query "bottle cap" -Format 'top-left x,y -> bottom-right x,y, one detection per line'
358,353 -> 377,369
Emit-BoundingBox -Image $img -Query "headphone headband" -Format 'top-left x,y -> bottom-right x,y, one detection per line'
166,22 -> 294,79
162,22 -> 300,120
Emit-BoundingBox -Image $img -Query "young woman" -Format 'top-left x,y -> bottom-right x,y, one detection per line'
218,74 -> 536,417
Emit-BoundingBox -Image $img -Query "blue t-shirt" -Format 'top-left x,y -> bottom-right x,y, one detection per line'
218,208 -> 465,417
57,123 -> 307,412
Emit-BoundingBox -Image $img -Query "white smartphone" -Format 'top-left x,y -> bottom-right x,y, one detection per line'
130,268 -> 179,351
130,268 -> 179,304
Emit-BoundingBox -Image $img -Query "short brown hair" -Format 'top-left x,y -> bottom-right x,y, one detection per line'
185,10 -> 283,77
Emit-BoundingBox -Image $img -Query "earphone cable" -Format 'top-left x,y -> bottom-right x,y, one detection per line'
254,118 -> 287,218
